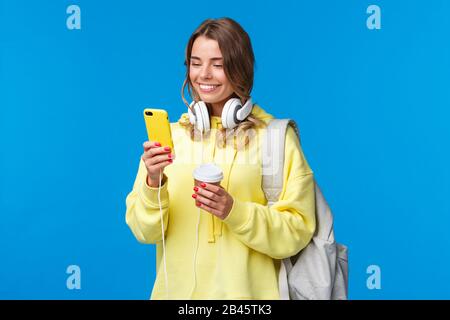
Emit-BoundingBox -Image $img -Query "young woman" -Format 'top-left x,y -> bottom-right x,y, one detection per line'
125,17 -> 316,299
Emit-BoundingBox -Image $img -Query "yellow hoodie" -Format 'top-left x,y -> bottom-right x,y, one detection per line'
125,104 -> 316,299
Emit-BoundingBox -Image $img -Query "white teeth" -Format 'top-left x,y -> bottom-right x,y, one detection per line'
200,84 -> 219,90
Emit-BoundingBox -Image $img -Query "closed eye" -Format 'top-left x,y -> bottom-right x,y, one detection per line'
190,63 -> 222,68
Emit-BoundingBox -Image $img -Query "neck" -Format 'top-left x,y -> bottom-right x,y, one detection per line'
210,102 -> 224,117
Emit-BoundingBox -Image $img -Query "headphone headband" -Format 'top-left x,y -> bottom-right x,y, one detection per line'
236,98 -> 253,121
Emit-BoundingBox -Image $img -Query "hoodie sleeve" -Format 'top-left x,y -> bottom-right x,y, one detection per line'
222,126 -> 316,259
125,159 -> 170,244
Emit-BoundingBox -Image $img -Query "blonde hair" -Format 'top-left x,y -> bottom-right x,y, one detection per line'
179,17 -> 266,150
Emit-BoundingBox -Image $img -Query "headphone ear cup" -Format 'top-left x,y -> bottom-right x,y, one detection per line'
222,98 -> 241,129
194,101 -> 210,133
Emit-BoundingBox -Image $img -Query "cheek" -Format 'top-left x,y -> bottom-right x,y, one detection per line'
189,69 -> 198,82
215,70 -> 229,84
216,72 -> 233,93
217,74 -> 233,93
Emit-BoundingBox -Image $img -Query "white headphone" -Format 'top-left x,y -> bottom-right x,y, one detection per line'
188,97 -> 254,133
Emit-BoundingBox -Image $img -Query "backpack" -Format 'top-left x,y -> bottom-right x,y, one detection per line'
260,119 -> 349,300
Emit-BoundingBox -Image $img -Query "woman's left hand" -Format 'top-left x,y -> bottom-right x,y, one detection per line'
192,183 -> 234,220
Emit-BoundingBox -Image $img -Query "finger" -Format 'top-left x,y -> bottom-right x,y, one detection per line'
144,147 -> 171,158
142,141 -> 170,152
143,141 -> 161,151
143,141 -> 151,151
143,146 -> 172,159
195,200 -> 222,217
193,193 -> 220,210
193,186 -> 218,201
145,153 -> 174,165
201,182 -> 224,195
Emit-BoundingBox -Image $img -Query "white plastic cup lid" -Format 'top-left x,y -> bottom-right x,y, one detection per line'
192,163 -> 224,183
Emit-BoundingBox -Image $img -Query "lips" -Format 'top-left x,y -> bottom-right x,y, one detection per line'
198,83 -> 221,93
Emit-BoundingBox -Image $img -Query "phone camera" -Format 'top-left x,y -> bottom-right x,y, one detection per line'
145,111 -> 153,116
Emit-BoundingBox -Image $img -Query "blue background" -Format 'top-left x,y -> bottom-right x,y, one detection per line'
1,0 -> 449,299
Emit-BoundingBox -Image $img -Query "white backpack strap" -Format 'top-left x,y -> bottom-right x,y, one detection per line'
261,119 -> 300,300
278,260 -> 291,300
314,182 -> 335,242
261,119 -> 299,206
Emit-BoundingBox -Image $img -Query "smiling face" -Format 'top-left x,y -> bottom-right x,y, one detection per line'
189,36 -> 235,113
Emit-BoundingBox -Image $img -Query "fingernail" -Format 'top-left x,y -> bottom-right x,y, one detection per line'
168,159 -> 173,163
155,142 -> 161,147
196,202 -> 201,206
193,186 -> 198,192
164,147 -> 171,151
200,183 -> 206,188
192,194 -> 197,199
168,154 -> 172,159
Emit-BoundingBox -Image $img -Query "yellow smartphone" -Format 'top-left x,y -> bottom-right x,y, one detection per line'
143,108 -> 174,151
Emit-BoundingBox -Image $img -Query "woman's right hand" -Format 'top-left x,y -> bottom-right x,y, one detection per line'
141,141 -> 174,188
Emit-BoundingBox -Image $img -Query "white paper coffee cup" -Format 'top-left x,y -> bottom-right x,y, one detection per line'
193,163 -> 224,186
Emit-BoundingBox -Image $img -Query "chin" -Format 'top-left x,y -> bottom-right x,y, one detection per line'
200,97 -> 216,103
199,95 -> 221,104
195,87 -> 226,103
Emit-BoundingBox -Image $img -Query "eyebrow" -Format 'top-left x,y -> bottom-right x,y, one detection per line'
190,56 -> 223,61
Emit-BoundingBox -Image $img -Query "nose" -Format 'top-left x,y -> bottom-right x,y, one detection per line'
200,64 -> 212,80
